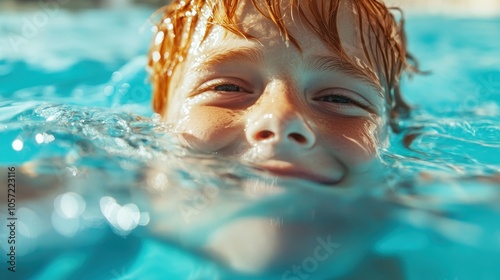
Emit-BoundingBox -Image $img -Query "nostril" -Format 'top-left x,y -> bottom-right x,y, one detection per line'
256,130 -> 275,141
288,133 -> 307,144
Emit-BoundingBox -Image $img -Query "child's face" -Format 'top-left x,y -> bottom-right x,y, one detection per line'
163,1 -> 387,186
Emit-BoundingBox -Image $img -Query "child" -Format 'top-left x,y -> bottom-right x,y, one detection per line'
148,0 -> 415,187
146,0 -> 415,277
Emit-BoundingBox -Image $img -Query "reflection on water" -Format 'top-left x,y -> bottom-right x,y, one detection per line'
0,99 -> 499,279
0,10 -> 499,280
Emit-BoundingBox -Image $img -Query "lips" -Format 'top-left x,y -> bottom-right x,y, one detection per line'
252,160 -> 342,185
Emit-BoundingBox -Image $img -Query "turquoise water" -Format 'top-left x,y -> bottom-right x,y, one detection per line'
1,9 -> 500,280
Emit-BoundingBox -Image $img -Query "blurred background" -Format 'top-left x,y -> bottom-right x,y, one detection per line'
1,0 -> 500,16
0,0 -> 165,10
385,0 -> 500,16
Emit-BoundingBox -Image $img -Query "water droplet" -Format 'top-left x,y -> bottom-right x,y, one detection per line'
104,85 -> 114,96
152,51 -> 161,62
111,71 -> 123,82
154,31 -> 165,46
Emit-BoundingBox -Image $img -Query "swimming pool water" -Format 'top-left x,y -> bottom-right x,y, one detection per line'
1,8 -> 500,280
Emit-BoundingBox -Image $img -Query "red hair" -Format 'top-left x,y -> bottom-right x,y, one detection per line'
148,0 -> 417,118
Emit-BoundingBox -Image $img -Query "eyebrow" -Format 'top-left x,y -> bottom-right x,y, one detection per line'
193,47 -> 382,94
194,47 -> 264,70
305,55 -> 382,93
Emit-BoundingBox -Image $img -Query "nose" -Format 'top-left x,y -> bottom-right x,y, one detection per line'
246,89 -> 316,149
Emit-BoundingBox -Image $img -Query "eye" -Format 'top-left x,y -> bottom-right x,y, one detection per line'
315,93 -> 366,108
214,83 -> 244,92
313,89 -> 373,114
316,95 -> 355,104
193,80 -> 256,107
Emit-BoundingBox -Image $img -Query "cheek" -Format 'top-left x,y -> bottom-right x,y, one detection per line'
314,115 -> 380,163
172,105 -> 243,152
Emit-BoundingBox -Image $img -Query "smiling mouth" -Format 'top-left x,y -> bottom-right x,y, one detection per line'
252,160 -> 341,186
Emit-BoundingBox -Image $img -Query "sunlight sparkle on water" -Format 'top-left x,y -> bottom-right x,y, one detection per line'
100,196 -> 146,234
12,139 -> 23,151
54,192 -> 86,219
35,133 -> 44,144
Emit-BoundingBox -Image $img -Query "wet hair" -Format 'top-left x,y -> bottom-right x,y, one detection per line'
148,0 -> 418,119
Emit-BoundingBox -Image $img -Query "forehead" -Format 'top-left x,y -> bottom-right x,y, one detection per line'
185,0 -> 381,91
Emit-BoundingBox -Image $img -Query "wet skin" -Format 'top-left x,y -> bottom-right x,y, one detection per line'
162,1 -> 387,186
149,1 -> 397,275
